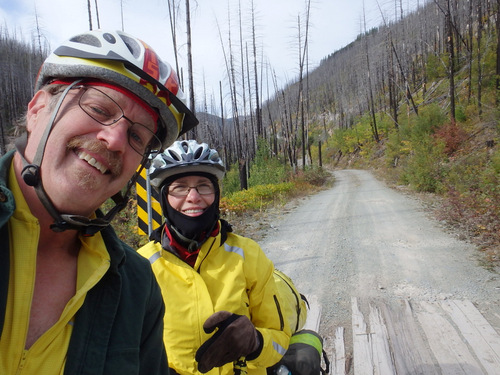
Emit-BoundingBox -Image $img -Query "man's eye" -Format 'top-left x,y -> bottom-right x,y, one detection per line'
91,105 -> 109,116
129,129 -> 145,147
84,103 -> 113,120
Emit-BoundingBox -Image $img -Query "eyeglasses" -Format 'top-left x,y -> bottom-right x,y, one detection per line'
76,86 -> 162,156
168,183 -> 216,197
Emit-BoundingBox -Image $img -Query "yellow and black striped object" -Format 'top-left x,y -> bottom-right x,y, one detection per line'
136,168 -> 162,236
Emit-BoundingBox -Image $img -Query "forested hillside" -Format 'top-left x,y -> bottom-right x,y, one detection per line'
191,0 -> 499,185
0,27 -> 48,154
0,0 -> 499,263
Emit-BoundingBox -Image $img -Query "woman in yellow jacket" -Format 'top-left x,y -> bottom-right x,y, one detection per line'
138,140 -> 291,375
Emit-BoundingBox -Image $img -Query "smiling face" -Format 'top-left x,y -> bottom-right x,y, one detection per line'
23,84 -> 156,216
166,175 -> 216,217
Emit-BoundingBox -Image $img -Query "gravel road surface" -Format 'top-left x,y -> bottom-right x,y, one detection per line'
258,169 -> 500,371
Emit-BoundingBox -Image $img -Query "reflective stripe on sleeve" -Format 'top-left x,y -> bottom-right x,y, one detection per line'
223,243 -> 245,259
272,341 -> 287,356
148,251 -> 161,264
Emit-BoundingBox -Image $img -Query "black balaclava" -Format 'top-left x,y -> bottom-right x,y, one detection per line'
160,172 -> 220,250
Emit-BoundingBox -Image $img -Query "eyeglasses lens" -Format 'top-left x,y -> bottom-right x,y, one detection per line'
78,87 -> 161,156
168,184 -> 215,197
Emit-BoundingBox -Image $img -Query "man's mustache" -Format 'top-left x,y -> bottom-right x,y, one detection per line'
67,137 -> 122,177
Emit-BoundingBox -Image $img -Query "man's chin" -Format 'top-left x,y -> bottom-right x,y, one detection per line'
74,171 -> 102,191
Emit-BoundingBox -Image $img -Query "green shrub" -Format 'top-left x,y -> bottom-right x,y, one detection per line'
220,182 -> 295,214
222,140 -> 290,196
492,148 -> 500,174
479,148 -> 500,196
385,129 -> 406,167
426,53 -> 446,80
248,139 -> 289,187
412,103 -> 447,139
402,134 -> 446,193
455,105 -> 466,122
221,162 -> 241,196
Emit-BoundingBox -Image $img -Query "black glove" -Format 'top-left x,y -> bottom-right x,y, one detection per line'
195,311 -> 262,373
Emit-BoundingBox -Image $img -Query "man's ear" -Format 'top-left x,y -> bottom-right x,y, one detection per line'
26,90 -> 49,132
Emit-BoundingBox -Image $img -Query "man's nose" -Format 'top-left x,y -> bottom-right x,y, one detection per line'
96,119 -> 129,153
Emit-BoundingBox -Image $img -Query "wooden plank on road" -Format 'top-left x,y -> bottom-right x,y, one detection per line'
351,297 -> 374,374
351,298 -> 397,374
333,327 -> 346,375
338,298 -> 500,374
368,304 -> 396,374
440,300 -> 500,375
416,301 -> 484,375
381,300 -> 439,375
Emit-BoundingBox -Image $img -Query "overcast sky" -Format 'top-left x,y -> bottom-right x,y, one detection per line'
1,0 -> 424,112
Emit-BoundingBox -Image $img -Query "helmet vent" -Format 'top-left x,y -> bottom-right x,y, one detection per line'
119,34 -> 141,59
70,34 -> 102,48
159,61 -> 170,82
167,149 -> 181,161
194,148 -> 203,159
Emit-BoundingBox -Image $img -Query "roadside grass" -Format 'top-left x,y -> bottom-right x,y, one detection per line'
220,167 -> 332,215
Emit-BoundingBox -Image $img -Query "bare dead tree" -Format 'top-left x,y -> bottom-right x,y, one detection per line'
216,9 -> 246,190
219,81 -> 228,165
496,0 -> 500,106
250,0 -> 262,137
120,0 -> 124,31
295,0 -> 312,170
443,0 -> 456,123
87,0 -> 93,30
166,0 -> 181,87
282,90 -> 294,167
467,0 -> 474,103
267,64 -> 279,156
245,42 -> 256,158
185,0 -> 197,138
477,0 -> 484,115
377,0 -> 419,117
297,14 -> 306,169
386,33 -> 399,128
33,5 -> 44,56
362,3 -> 380,143
0,31 -> 47,153
237,0 -> 250,175
94,0 -> 101,29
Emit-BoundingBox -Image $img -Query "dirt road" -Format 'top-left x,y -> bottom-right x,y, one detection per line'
259,169 -> 500,374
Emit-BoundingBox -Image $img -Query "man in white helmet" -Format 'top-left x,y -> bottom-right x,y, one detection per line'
139,140 -> 291,375
0,30 -> 198,375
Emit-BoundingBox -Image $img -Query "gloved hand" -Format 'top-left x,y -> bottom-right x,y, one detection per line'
195,311 -> 261,373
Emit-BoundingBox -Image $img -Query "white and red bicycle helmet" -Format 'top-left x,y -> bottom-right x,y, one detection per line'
36,29 -> 198,147
149,140 -> 226,191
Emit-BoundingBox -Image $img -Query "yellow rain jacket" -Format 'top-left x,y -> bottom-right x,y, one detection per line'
138,221 -> 291,375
